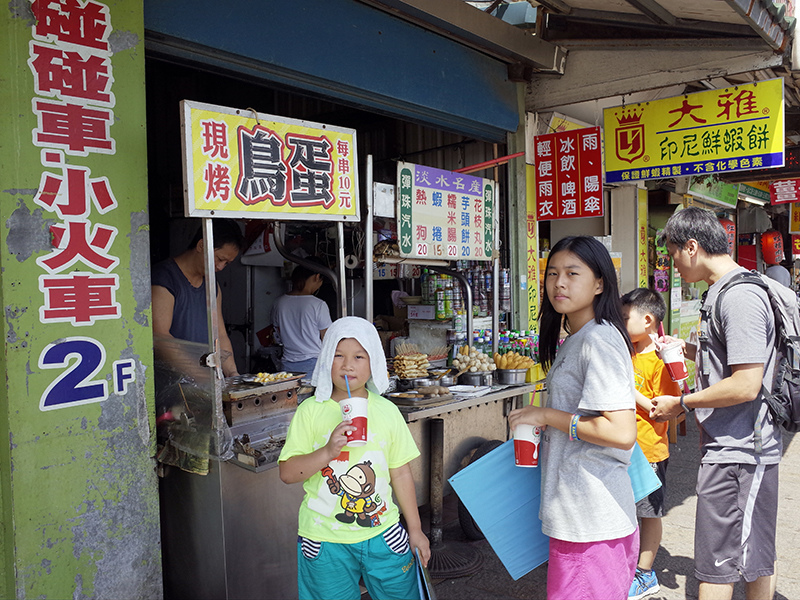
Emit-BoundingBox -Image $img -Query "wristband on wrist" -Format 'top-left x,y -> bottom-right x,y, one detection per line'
569,413 -> 580,441
679,392 -> 693,413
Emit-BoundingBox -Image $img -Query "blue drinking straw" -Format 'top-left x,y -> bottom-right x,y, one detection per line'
345,375 -> 352,397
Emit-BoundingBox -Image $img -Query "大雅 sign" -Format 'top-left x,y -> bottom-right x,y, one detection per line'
603,79 -> 784,183
182,101 -> 359,221
397,162 -> 495,261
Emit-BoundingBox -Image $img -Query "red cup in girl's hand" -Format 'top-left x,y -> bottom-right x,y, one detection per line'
514,424 -> 541,467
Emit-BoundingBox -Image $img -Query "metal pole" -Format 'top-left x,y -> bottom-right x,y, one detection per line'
337,221 -> 347,317
202,218 -> 226,461
203,217 -> 220,379
429,418 -> 444,548
365,155 -> 374,322
429,266 -> 472,347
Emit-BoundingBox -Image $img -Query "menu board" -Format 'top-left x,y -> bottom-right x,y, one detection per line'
396,162 -> 495,261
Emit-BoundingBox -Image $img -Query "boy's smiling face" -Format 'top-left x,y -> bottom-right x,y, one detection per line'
331,338 -> 372,399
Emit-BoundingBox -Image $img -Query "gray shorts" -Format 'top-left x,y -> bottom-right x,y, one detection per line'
636,459 -> 668,519
694,462 -> 778,584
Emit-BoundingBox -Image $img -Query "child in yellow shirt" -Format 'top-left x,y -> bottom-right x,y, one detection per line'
622,288 -> 681,600
279,316 -> 430,600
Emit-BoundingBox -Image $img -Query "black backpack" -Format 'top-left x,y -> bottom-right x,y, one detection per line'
701,270 -> 800,438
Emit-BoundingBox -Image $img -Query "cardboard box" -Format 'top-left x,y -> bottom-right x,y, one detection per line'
375,314 -> 406,332
393,305 -> 408,320
407,305 -> 436,320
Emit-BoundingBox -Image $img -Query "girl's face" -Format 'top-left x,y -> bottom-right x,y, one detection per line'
545,250 -> 603,332
331,338 -> 372,398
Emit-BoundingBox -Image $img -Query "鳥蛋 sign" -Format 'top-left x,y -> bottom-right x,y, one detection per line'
182,101 -> 359,221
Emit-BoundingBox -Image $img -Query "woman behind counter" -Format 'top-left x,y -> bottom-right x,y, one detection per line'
272,262 -> 333,376
151,219 -> 243,378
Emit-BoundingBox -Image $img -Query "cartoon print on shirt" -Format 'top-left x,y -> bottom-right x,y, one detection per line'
321,461 -> 384,527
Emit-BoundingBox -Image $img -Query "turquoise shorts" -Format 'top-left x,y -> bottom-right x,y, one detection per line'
297,522 -> 420,600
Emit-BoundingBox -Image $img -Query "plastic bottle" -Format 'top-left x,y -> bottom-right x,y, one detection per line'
421,269 -> 430,304
454,310 -> 465,334
435,288 -> 446,320
444,284 -> 453,319
500,268 -> 511,312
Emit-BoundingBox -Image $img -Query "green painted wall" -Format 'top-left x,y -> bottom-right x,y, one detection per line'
1,1 -> 161,598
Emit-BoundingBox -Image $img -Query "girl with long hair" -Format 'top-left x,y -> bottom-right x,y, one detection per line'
509,236 -> 638,599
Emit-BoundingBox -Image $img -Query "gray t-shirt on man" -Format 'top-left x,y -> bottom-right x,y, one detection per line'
696,267 -> 782,464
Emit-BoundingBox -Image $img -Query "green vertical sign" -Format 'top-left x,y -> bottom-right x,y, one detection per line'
398,165 -> 414,255
1,1 -> 160,597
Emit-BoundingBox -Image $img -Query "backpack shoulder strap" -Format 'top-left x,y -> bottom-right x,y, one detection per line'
710,270 -> 769,332
705,270 -> 783,453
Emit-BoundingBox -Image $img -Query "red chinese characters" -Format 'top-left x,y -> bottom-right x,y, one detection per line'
535,126 -> 604,221
29,0 -> 121,327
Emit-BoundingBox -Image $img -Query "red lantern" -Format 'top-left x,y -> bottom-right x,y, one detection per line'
761,230 -> 785,265
719,218 -> 736,256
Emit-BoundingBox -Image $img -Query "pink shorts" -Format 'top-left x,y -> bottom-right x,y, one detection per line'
547,529 -> 639,600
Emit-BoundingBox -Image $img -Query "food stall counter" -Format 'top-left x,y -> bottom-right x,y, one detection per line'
396,383 -> 538,423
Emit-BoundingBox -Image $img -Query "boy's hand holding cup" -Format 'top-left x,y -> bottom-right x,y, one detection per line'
651,334 -> 689,382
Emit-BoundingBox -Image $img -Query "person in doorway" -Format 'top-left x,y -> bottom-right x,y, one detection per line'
278,316 -> 430,600
151,219 -> 244,378
508,235 -> 638,600
650,206 -> 781,600
271,262 -> 332,375
621,288 -> 681,599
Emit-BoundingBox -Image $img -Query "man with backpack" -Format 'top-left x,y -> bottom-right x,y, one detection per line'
650,206 -> 782,600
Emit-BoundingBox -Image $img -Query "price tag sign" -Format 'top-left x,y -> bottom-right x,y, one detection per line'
397,162 -> 495,261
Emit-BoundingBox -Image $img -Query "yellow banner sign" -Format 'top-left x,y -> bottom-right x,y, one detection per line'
603,79 -> 784,183
181,100 -> 359,221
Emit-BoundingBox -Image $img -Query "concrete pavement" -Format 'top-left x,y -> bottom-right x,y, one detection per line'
426,417 -> 800,600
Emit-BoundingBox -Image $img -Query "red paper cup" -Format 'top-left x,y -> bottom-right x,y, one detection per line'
514,424 -> 540,467
339,397 -> 368,446
661,340 -> 688,382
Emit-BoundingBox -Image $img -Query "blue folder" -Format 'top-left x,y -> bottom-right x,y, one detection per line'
448,439 -> 660,581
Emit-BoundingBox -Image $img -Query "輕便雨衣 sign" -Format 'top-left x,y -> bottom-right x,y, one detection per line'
534,126 -> 603,221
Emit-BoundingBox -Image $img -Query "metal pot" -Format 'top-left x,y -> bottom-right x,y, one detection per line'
458,371 -> 492,387
428,368 -> 457,386
495,368 -> 528,385
397,377 -> 436,391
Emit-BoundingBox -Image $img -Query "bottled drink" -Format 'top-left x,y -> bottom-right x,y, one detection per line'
435,288 -> 446,320
444,285 -> 453,319
500,268 -> 511,312
454,310 -> 465,334
453,281 -> 463,312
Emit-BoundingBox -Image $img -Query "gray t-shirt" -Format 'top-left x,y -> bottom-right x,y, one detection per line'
272,294 -> 333,362
540,320 -> 637,543
696,267 -> 782,464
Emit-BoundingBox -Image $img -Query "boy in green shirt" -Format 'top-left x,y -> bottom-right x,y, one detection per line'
279,316 -> 430,600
